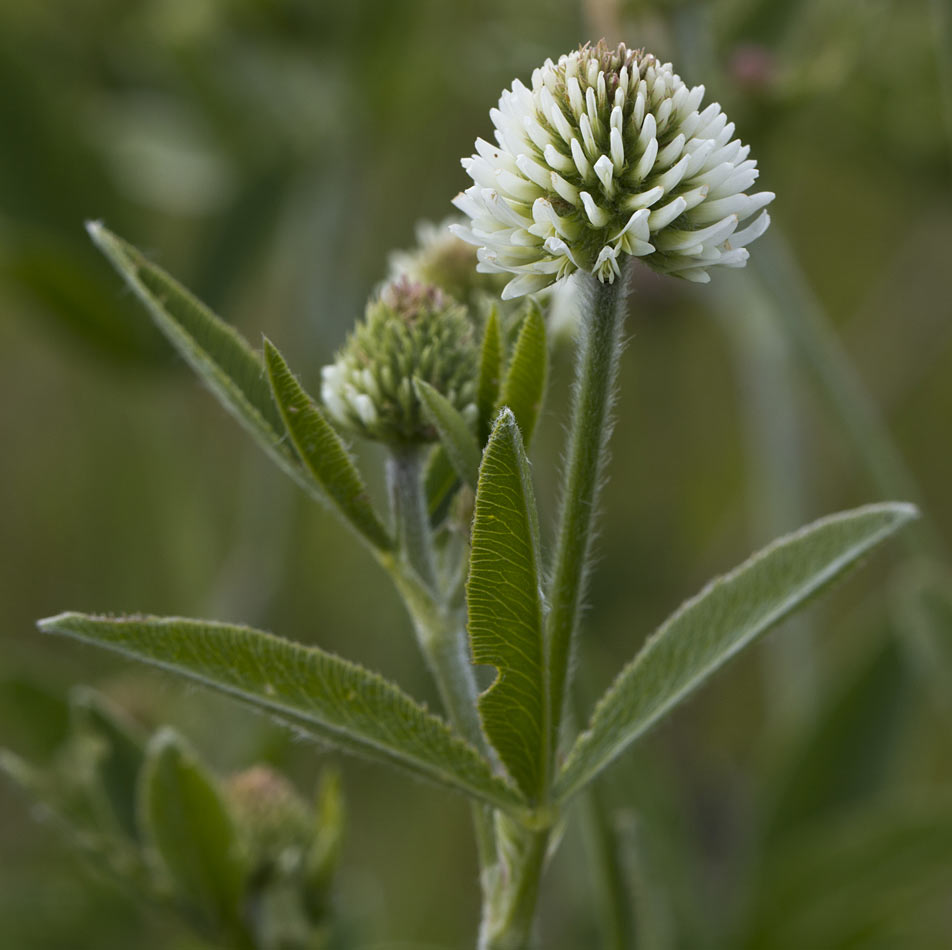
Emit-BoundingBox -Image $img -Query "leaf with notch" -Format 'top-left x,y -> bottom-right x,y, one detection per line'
39,613 -> 525,813
264,339 -> 392,551
415,377 -> 480,490
555,503 -> 918,802
499,303 -> 547,447
467,409 -> 548,800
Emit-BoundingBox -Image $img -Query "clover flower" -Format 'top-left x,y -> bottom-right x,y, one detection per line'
321,277 -> 477,444
452,41 -> 774,298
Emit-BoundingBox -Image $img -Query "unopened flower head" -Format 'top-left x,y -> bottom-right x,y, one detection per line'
389,217 -> 507,307
321,277 -> 477,444
453,41 -> 774,298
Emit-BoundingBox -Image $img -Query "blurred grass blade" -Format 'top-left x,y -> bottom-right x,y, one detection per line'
739,797 -> 952,950
140,729 -> 249,941
264,340 -> 393,551
39,613 -> 525,812
897,565 -> 952,722
499,303 -> 547,447
759,637 -> 909,843
555,503 -> 918,801
467,409 -> 548,800
477,306 -> 503,444
415,377 -> 480,489
70,687 -> 146,841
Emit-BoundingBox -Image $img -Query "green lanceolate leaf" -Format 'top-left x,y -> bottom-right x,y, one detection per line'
140,729 -> 249,941
70,687 -> 146,841
87,223 -> 300,481
424,444 -> 459,525
477,307 -> 503,445
415,377 -> 481,489
555,502 -> 918,801
467,409 -> 548,801
263,340 -> 393,551
499,303 -> 547,447
39,613 -> 525,813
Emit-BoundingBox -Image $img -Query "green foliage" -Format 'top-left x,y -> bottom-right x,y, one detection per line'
69,688 -> 146,842
415,377 -> 481,490
555,503 -> 918,801
499,303 -> 547,448
759,637 -> 910,842
263,339 -> 394,551
140,730 -> 250,943
38,613 -> 525,813
2,684 -> 343,950
467,409 -> 548,801
739,798 -> 952,949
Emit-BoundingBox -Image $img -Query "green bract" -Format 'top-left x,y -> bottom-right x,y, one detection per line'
321,277 -> 478,444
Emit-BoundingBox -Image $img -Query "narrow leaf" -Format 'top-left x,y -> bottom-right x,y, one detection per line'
415,377 -> 481,489
477,306 -> 503,445
140,729 -> 248,938
467,409 -> 548,800
70,687 -> 146,841
39,613 -> 525,813
424,443 -> 459,525
555,502 -> 918,801
499,303 -> 547,446
264,339 -> 393,551
87,223 -> 299,482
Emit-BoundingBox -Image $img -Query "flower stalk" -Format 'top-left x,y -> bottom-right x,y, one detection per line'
546,268 -> 630,756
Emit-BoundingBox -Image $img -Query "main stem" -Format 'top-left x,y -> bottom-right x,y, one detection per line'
480,269 -> 629,950
386,444 -> 496,868
546,270 -> 628,758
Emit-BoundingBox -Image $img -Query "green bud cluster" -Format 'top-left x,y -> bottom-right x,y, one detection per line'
321,277 -> 478,444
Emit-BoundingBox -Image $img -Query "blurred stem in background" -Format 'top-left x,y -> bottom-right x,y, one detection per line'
929,0 -> 952,174
715,276 -> 816,730
750,232 -> 946,561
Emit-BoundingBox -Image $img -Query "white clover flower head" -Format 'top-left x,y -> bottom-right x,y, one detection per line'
321,277 -> 477,444
452,41 -> 774,299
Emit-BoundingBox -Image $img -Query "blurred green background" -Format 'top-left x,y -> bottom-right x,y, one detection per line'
2,0 -> 952,947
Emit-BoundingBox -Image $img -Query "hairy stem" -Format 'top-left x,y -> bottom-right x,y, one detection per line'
546,270 -> 629,761
386,446 -> 496,868
479,818 -> 549,950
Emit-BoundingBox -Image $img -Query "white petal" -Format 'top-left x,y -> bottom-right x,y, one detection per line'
610,127 -> 625,171
579,112 -> 598,157
730,210 -> 771,248
655,214 -> 738,252
579,191 -> 611,227
633,136 -> 659,180
515,153 -> 553,190
593,154 -> 615,192
648,195 -> 687,230
544,143 -> 575,174
620,185 -> 664,211
502,272 -> 556,299
550,172 -> 581,206
655,133 -> 686,170
571,138 -> 593,180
